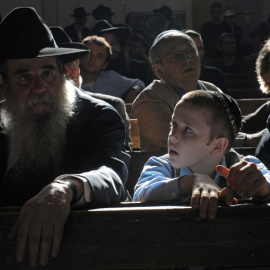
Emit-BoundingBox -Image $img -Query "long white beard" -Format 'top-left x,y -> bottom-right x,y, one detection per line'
0,80 -> 77,174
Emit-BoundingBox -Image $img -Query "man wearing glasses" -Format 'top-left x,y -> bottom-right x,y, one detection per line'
132,30 -> 222,151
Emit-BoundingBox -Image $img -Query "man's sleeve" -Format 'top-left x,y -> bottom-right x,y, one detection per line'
74,100 -> 130,207
133,156 -> 180,202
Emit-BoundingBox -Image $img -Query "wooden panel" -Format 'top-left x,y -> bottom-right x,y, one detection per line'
236,98 -> 269,116
229,88 -> 269,99
1,202 -> 270,269
130,119 -> 140,150
125,103 -> 135,119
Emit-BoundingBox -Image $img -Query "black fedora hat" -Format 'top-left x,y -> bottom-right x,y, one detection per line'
50,26 -> 89,51
50,26 -> 90,64
70,7 -> 90,18
91,20 -> 131,44
0,7 -> 89,62
92,5 -> 115,20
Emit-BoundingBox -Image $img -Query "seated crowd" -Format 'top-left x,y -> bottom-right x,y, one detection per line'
1,4 -> 270,269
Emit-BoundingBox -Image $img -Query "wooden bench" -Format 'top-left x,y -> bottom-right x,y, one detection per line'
130,119 -> 140,150
125,103 -> 135,119
236,98 -> 269,116
229,88 -> 269,99
1,202 -> 270,269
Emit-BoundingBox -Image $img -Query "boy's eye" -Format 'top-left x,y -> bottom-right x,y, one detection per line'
184,126 -> 192,133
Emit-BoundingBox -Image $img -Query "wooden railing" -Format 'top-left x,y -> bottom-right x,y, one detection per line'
1,201 -> 270,270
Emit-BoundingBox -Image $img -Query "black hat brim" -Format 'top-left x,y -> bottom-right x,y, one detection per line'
99,27 -> 131,43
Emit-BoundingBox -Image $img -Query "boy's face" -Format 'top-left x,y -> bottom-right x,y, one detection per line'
168,101 -> 214,170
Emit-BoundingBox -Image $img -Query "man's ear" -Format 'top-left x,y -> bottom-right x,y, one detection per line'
153,63 -> 163,80
211,137 -> 228,155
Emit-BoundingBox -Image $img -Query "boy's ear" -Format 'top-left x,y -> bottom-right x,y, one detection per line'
211,137 -> 228,155
153,63 -> 163,80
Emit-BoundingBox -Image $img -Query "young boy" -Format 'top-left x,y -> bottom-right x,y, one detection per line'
133,90 -> 270,219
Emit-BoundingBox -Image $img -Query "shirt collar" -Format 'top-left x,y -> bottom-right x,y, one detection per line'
179,156 -> 227,184
173,82 -> 203,97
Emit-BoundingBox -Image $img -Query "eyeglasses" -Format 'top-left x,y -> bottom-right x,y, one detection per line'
158,47 -> 198,63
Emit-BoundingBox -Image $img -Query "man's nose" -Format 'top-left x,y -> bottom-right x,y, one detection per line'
31,77 -> 46,94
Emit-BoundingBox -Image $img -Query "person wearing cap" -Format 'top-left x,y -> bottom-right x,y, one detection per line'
80,35 -> 145,103
92,4 -> 115,24
64,6 -> 91,42
50,26 -> 133,151
91,20 -> 154,86
133,30 -> 261,151
0,7 -> 129,267
133,90 -> 270,219
133,30 -> 223,151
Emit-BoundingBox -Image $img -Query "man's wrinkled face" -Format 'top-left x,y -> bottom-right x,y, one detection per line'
4,57 -> 64,117
0,57 -> 76,172
154,37 -> 200,88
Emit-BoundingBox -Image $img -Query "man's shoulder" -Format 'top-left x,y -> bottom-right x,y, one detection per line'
101,70 -> 121,79
138,80 -> 169,95
133,80 -> 166,102
87,91 -> 125,108
76,88 -> 115,111
133,80 -> 178,113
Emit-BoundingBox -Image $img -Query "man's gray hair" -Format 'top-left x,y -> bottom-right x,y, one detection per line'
149,30 -> 195,66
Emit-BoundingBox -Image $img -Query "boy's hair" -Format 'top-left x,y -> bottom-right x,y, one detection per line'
180,90 -> 242,150
82,35 -> 112,63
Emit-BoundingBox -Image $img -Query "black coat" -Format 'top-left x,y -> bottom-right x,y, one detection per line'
0,88 -> 129,206
64,24 -> 91,42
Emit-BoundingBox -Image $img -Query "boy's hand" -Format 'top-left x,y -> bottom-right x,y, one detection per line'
215,166 -> 238,205
191,174 -> 221,219
216,162 -> 270,199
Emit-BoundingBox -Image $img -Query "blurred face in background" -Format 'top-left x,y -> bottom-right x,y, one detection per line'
101,32 -> 121,60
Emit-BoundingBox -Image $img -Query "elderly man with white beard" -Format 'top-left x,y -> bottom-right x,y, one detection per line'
0,7 -> 129,267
